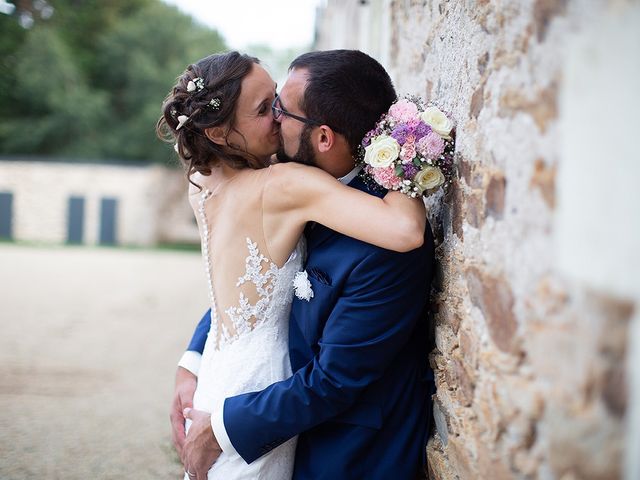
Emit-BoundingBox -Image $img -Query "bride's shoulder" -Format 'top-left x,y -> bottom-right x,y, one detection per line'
265,162 -> 323,190
268,162 -> 306,176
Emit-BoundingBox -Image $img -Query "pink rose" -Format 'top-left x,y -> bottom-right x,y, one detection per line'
372,166 -> 402,189
388,99 -> 419,123
400,143 -> 417,163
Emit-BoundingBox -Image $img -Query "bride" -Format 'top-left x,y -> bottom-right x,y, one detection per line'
157,51 -> 425,479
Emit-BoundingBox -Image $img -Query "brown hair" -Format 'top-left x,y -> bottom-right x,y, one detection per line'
290,50 -> 396,157
156,51 -> 263,183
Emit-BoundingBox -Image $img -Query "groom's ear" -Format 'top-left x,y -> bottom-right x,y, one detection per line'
315,125 -> 336,153
204,126 -> 227,146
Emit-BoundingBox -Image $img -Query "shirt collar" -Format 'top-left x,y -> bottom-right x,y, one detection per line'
337,166 -> 362,185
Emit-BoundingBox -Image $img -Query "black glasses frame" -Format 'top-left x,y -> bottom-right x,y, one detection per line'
271,95 -> 341,133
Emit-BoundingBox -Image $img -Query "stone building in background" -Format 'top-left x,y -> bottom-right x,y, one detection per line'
315,1 -> 640,479
0,159 -> 197,247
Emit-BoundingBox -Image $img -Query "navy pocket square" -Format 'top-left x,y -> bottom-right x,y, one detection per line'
308,267 -> 332,286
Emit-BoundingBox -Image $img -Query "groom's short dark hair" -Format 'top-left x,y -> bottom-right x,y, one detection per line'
289,50 -> 396,156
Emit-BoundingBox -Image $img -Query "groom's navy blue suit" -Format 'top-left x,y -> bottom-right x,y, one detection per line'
186,175 -> 436,479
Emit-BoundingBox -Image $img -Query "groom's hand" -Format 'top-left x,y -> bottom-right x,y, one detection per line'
170,367 -> 197,456
183,407 -> 222,480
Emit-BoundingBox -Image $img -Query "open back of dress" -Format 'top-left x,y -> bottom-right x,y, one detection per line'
187,169 -> 300,479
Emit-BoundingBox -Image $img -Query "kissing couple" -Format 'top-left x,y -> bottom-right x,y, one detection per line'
158,49 -> 437,479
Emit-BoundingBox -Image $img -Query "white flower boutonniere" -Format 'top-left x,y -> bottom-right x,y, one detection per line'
293,271 -> 314,301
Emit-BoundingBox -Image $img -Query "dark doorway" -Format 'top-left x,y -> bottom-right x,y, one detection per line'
67,196 -> 85,244
0,192 -> 13,240
99,197 -> 118,245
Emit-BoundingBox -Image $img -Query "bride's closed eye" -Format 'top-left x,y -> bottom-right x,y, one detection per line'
258,101 -> 270,115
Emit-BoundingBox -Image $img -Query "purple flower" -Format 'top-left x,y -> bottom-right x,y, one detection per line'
391,125 -> 411,144
417,131 -> 445,158
403,163 -> 419,178
413,122 -> 432,140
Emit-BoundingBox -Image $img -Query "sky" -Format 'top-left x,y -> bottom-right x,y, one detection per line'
162,0 -> 324,51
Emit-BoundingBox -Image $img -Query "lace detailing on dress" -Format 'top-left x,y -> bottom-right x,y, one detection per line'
198,188 -> 303,352
191,182 -> 300,479
224,238 -> 279,341
236,239 -> 279,296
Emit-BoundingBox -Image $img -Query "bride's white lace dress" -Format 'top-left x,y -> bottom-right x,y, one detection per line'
185,187 -> 300,479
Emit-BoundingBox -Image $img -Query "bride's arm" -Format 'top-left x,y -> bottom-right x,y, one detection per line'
266,163 -> 426,252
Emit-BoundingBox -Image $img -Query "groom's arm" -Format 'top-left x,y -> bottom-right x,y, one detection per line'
177,308 -> 212,376
218,245 -> 433,463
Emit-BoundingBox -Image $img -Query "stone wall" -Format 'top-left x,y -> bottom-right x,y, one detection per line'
315,1 -> 639,479
0,160 -> 198,247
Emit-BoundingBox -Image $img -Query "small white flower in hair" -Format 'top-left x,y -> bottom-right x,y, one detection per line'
176,115 -> 189,130
293,270 -> 314,301
187,77 -> 205,93
174,143 -> 179,153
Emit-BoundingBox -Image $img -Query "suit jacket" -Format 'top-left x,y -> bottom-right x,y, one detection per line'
187,175 -> 436,479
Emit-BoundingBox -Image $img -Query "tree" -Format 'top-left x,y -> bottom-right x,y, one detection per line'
0,26 -> 108,156
94,1 -> 226,162
0,0 -> 227,163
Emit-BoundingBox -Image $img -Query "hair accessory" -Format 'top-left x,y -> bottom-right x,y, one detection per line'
176,115 -> 189,130
187,77 -> 205,93
208,97 -> 221,110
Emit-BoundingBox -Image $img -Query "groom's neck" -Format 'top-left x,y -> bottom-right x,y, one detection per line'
317,152 -> 355,178
330,160 -> 356,179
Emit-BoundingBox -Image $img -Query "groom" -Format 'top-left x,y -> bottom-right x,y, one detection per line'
173,50 -> 436,479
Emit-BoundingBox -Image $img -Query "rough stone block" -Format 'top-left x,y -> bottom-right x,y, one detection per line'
485,172 -> 506,219
529,158 -> 556,209
466,266 -> 519,354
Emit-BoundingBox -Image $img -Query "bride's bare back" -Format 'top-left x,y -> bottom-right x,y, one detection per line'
189,167 -> 304,350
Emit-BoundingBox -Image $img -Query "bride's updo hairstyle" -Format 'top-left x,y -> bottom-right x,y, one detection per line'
157,51 -> 262,179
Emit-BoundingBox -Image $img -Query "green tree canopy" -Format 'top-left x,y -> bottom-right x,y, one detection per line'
0,0 -> 227,163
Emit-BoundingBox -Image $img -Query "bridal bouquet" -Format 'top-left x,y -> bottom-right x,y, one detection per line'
358,96 -> 455,198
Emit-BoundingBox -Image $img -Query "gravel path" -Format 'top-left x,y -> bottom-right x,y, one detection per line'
0,244 -> 207,479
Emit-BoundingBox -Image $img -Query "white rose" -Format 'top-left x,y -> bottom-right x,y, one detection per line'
420,106 -> 453,138
363,135 -> 400,168
415,166 -> 445,191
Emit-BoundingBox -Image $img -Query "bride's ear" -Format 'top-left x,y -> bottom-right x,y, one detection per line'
204,126 -> 227,146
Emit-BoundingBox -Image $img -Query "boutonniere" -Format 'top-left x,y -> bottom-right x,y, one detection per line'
293,271 -> 314,301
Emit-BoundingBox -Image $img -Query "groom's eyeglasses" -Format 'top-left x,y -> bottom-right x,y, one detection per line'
271,95 -> 341,133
